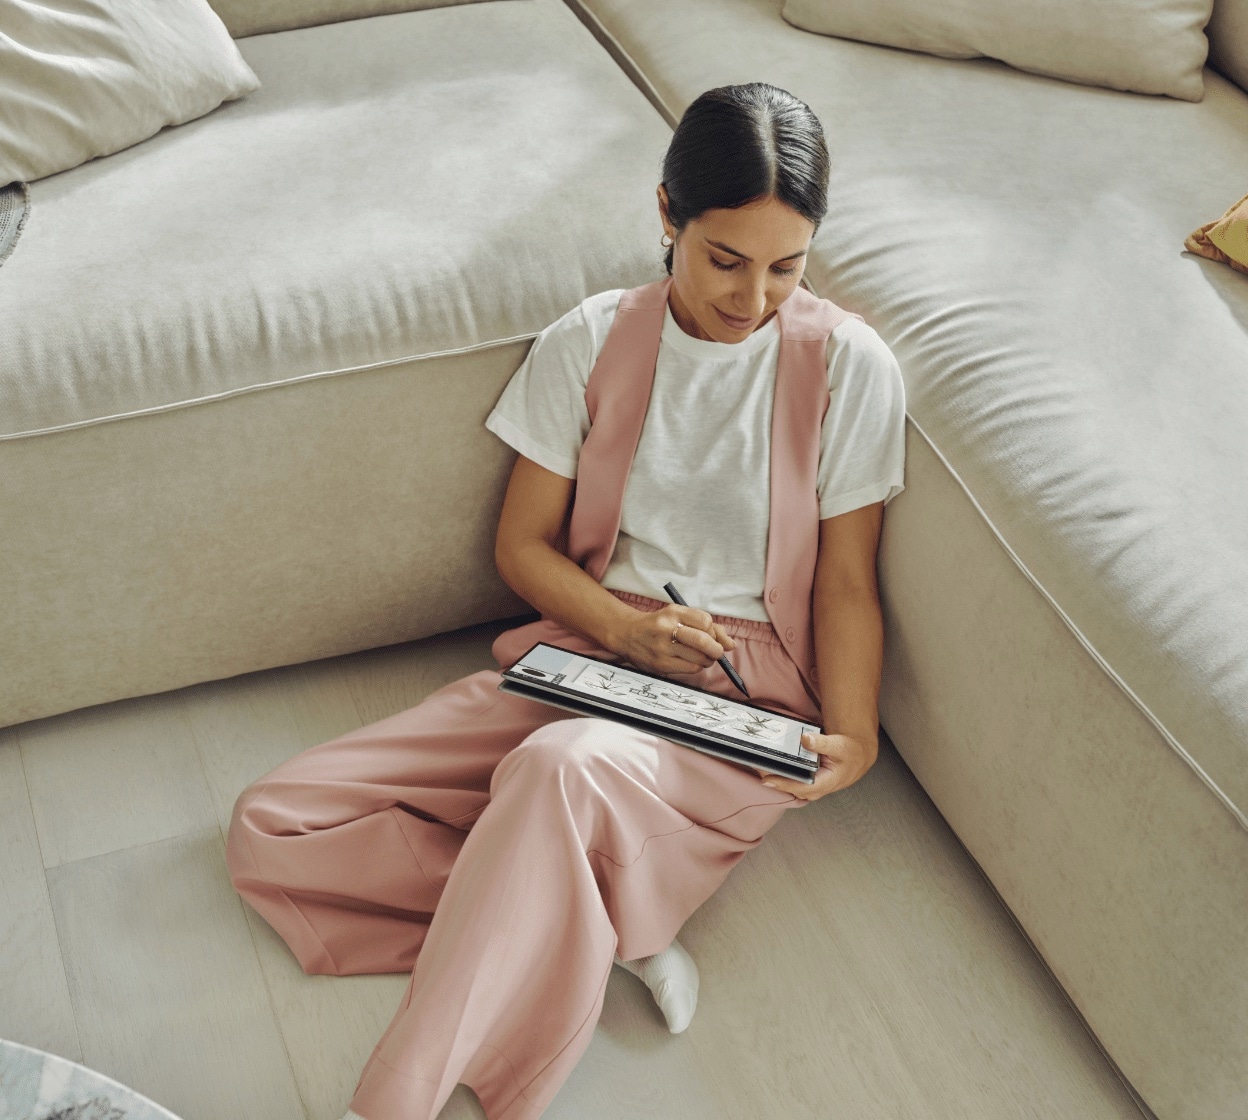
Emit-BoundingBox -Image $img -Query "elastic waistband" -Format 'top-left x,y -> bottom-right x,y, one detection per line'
608,589 -> 781,644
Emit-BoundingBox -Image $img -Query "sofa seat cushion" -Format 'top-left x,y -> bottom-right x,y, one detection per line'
0,0 -> 670,439
574,0 -> 1248,826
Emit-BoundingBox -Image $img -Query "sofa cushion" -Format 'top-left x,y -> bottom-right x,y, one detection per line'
1209,0 -> 1248,92
207,0 -> 502,39
0,0 -> 671,440
0,0 -> 673,729
0,0 -> 259,187
571,0 -> 1248,830
780,0 -> 1214,101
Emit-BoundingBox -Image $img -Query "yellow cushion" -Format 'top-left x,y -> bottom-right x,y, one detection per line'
1185,192 -> 1248,276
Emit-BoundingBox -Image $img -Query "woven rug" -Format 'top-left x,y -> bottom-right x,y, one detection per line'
0,1039 -> 182,1120
0,182 -> 30,269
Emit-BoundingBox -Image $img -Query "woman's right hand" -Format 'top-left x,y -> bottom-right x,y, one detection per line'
614,605 -> 737,681
493,458 -> 738,681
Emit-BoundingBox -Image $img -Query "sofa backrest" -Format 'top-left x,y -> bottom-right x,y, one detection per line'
1208,0 -> 1248,92
208,0 -> 497,38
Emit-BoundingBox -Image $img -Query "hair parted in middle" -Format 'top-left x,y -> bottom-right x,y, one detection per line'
660,82 -> 830,276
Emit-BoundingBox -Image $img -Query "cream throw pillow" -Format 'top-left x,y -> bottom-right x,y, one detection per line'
0,0 -> 260,186
781,0 -> 1214,101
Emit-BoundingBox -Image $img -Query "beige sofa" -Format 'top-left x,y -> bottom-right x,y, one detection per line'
0,0 -> 670,721
2,1 -> 1246,1117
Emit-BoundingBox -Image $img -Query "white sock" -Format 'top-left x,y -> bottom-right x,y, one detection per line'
613,938 -> 700,1034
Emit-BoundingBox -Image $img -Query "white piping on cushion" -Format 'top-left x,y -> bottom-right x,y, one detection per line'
897,407 -> 1248,834
0,330 -> 540,442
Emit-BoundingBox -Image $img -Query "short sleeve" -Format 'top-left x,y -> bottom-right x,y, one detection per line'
483,299 -> 603,479
816,319 -> 907,520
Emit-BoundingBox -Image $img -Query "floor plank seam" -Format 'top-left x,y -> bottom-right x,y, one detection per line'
182,683 -> 316,1120
16,729 -> 88,1061
229,853 -> 317,1120
16,729 -> 55,871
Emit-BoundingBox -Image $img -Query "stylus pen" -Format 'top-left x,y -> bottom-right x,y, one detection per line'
662,581 -> 751,698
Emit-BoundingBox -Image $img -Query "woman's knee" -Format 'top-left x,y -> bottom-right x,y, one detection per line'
224,780 -> 270,884
224,778 -> 303,880
227,779 -> 264,834
493,717 -> 627,790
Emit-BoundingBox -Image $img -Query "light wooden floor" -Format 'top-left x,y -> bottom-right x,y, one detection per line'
2,617 -> 1149,1120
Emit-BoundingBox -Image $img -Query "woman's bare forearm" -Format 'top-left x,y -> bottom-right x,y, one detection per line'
496,536 -> 638,654
812,578 -> 883,747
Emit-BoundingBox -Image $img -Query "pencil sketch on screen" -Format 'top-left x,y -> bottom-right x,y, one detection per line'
510,645 -> 817,762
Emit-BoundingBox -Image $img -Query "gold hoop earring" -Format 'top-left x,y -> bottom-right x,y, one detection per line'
660,233 -> 674,248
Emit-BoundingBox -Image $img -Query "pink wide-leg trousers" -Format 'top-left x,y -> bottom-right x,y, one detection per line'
225,590 -> 822,1120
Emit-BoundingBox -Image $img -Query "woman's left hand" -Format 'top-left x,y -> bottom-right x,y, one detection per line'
756,731 -> 878,802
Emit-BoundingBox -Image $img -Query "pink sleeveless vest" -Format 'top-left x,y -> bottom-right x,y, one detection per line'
493,275 -> 862,705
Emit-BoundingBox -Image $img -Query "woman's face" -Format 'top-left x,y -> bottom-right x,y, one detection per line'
658,185 -> 815,343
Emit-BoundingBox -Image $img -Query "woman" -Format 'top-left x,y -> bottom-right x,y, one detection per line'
226,82 -> 905,1120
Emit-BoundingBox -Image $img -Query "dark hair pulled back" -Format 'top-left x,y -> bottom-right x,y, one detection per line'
661,82 -> 829,276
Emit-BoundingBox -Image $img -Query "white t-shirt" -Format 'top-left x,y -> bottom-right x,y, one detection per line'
485,288 -> 906,622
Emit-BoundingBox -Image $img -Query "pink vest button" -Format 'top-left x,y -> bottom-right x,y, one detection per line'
785,626 -> 797,642
767,587 -> 779,603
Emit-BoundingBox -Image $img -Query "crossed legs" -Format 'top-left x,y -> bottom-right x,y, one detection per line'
226,634 -> 806,1118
